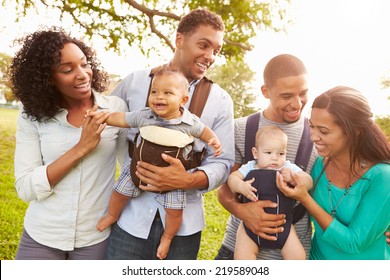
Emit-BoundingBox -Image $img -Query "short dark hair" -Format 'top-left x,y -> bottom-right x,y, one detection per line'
263,54 -> 307,88
177,8 -> 225,36
153,67 -> 189,95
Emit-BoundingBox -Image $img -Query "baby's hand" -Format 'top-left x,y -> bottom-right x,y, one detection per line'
239,177 -> 258,202
208,137 -> 222,157
85,104 -> 100,118
280,168 -> 296,186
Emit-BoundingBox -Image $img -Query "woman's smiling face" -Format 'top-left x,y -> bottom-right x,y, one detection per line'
309,107 -> 348,159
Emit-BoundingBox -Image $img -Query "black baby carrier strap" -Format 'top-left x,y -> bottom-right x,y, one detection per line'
242,168 -> 295,249
244,112 -> 313,224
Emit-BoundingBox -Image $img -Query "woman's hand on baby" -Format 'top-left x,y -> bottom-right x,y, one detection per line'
85,104 -> 110,124
279,167 -> 295,185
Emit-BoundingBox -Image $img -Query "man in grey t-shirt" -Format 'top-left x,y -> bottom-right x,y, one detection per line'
216,54 -> 318,260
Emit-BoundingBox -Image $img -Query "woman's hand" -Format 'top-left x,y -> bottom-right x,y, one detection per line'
77,106 -> 109,155
276,171 -> 311,201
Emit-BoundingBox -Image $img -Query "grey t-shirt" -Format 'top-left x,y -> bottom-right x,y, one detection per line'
221,112 -> 318,259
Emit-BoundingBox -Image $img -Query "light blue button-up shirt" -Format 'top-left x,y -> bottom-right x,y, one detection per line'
14,92 -> 129,250
112,68 -> 235,238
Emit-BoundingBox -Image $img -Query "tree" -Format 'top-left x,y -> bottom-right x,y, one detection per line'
207,57 -> 258,118
380,70 -> 390,103
378,75 -> 390,137
5,0 -> 291,60
3,0 -> 291,112
381,75 -> 390,93
0,52 -> 13,102
104,73 -> 122,95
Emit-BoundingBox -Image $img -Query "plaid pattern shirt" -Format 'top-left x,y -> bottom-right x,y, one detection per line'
114,163 -> 186,209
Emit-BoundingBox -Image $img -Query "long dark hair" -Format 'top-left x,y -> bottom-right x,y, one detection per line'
312,86 -> 390,175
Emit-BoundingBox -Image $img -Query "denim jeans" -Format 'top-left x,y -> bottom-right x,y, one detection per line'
105,218 -> 201,260
214,244 -> 234,260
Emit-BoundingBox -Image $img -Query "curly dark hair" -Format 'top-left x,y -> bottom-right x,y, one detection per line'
177,8 -> 225,35
9,26 -> 109,121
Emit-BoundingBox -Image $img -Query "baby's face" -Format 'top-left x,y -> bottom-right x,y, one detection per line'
252,136 -> 287,169
148,74 -> 188,120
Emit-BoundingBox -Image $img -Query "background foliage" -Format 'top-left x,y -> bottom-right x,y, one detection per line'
0,53 -> 12,102
5,0 -> 291,59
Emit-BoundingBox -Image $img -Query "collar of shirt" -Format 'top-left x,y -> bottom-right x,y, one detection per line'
188,79 -> 200,95
141,106 -> 196,126
54,91 -> 110,124
93,90 -> 110,110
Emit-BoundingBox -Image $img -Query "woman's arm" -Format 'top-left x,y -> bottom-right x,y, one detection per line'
277,167 -> 390,253
46,113 -> 108,186
276,172 -> 332,229
14,110 -> 109,202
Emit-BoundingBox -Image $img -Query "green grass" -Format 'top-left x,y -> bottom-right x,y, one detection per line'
0,107 -> 229,260
0,108 -> 28,260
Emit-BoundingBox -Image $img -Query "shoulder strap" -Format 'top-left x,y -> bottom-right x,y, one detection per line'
244,114 -> 313,224
147,65 -> 213,118
244,112 -> 261,164
245,114 -> 313,170
294,117 -> 313,171
291,117 -> 313,224
188,76 -> 213,118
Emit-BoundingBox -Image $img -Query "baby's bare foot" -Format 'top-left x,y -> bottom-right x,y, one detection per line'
157,234 -> 173,260
96,215 -> 117,232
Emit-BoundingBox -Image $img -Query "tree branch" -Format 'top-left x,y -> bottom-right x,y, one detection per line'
124,0 -> 181,20
223,38 -> 252,51
147,15 -> 175,52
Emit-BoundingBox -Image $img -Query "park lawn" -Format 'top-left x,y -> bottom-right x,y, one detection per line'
0,108 -> 28,259
0,107 -> 229,260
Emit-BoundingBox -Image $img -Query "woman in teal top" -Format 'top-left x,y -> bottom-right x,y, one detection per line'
277,86 -> 390,259
310,157 -> 389,259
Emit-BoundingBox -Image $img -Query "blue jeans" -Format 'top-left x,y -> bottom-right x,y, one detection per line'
214,244 -> 234,260
105,218 -> 201,260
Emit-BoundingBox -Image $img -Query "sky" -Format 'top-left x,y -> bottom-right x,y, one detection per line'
1,0 -> 389,116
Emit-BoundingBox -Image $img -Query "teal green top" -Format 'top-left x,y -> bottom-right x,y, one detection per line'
310,157 -> 390,260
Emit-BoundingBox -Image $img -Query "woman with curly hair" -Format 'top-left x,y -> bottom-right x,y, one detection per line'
10,27 -> 128,259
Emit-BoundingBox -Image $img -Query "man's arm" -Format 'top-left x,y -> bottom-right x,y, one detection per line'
137,154 -> 209,191
217,163 -> 287,241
